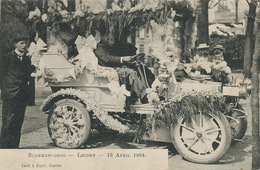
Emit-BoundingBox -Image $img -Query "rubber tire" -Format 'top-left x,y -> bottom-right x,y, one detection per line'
171,113 -> 232,164
229,104 -> 248,143
47,99 -> 91,149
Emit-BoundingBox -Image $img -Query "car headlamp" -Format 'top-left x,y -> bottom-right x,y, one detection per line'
238,85 -> 247,99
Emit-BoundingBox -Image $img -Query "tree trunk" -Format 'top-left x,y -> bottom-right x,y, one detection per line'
67,0 -> 75,12
251,7 -> 260,170
0,0 -> 2,22
107,0 -> 113,9
36,0 -> 43,11
243,1 -> 256,78
25,0 -> 38,106
196,0 -> 210,45
180,20 -> 186,55
25,0 -> 35,11
235,0 -> 239,23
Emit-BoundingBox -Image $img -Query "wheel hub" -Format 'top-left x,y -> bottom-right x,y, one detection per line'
196,132 -> 203,138
64,120 -> 72,126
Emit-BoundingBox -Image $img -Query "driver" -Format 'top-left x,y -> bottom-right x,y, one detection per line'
94,30 -> 154,104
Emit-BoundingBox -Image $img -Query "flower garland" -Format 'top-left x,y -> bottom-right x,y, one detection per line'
149,19 -> 180,61
41,88 -> 129,133
27,1 -> 195,42
135,90 -> 226,141
153,90 -> 225,126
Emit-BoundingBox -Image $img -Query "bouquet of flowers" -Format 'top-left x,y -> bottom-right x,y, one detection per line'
184,56 -> 231,83
185,55 -> 212,75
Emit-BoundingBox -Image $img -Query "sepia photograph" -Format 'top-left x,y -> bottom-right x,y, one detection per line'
0,0 -> 258,169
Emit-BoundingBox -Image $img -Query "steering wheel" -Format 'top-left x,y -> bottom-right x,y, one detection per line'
129,53 -> 146,63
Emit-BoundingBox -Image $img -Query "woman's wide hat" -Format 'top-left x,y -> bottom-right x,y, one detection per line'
196,43 -> 209,49
214,45 -> 225,51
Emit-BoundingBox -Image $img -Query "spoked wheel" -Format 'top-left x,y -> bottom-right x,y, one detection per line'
47,99 -> 91,148
225,104 -> 248,143
171,112 -> 231,164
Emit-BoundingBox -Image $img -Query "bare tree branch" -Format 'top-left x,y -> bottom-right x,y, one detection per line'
2,9 -> 27,25
54,0 -> 67,10
2,1 -> 28,24
252,0 -> 259,7
208,0 -> 222,9
208,0 -> 229,10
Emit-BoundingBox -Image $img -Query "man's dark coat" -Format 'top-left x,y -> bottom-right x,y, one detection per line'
0,51 -> 35,148
0,51 -> 35,99
93,41 -> 154,101
94,41 -> 122,67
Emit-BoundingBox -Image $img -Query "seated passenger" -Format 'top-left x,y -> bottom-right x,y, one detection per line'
212,45 -> 225,62
93,31 -> 154,104
196,43 -> 210,58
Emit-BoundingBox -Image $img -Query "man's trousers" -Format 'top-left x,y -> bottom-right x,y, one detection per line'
0,92 -> 27,148
116,67 -> 147,99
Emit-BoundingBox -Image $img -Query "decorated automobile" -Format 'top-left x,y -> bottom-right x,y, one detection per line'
28,0 -> 248,164
37,50 -> 248,164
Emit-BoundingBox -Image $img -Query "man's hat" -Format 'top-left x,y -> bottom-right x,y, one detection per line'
196,43 -> 209,49
13,36 -> 29,43
214,45 -> 225,51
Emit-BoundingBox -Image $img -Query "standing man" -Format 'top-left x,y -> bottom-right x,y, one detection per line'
0,36 -> 36,148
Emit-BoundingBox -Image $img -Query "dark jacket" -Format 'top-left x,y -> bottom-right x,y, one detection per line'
110,42 -> 137,56
93,41 -> 122,67
0,51 -> 36,99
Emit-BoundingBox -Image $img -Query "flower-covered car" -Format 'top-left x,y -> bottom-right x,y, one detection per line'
38,50 -> 248,164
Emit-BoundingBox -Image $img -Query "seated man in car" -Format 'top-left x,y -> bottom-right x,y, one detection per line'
93,30 -> 154,104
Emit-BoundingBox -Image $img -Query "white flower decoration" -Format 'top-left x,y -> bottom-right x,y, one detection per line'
74,10 -> 84,17
41,89 -> 129,134
60,10 -> 69,18
28,11 -> 36,19
41,13 -> 48,22
35,7 -> 41,17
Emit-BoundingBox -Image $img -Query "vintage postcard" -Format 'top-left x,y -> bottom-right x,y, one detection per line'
0,0 -> 252,169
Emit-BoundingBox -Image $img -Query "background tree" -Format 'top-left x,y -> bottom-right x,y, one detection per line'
243,0 -> 257,78
235,0 -> 239,23
196,0 -> 211,45
67,0 -> 75,12
0,0 -> 76,105
251,5 -> 260,170
196,0 -> 229,46
0,0 -> 2,22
